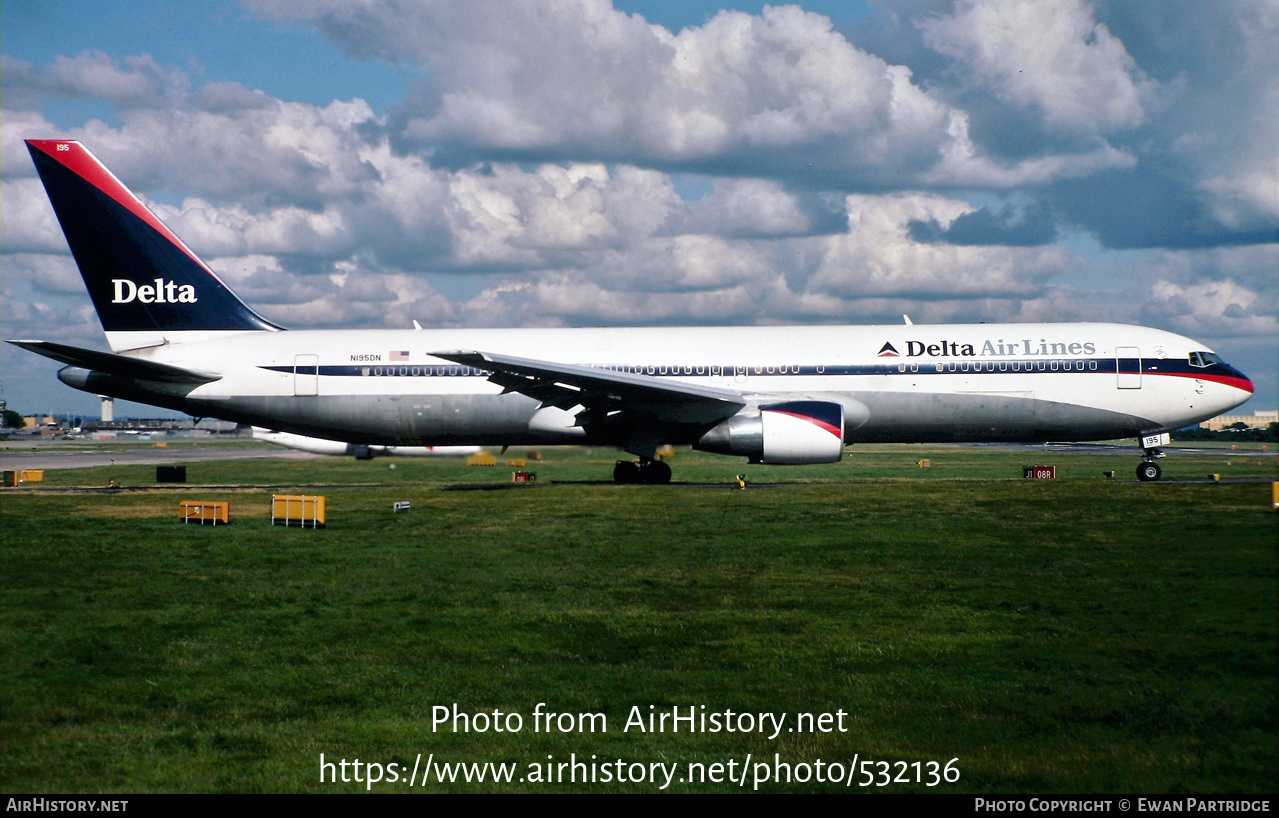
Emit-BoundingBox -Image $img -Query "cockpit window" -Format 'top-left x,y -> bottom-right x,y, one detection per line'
1189,351 -> 1222,368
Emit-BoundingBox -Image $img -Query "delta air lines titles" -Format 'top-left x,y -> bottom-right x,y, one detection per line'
879,338 -> 1098,358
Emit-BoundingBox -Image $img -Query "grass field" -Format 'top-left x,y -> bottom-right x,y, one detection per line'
1,445 -> 1276,793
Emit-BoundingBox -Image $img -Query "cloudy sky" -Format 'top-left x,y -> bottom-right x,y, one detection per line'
2,0 -> 1275,418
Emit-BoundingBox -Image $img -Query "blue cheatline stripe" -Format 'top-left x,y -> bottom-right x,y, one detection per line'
258,357 -> 1197,379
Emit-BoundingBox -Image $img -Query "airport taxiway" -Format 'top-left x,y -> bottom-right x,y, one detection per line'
0,440 -> 321,471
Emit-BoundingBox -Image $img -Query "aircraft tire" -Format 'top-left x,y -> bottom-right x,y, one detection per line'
641,459 -> 672,485
1136,461 -> 1161,482
613,460 -> 641,484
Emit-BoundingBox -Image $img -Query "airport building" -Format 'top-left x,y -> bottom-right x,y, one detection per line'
1199,409 -> 1278,431
11,416 -> 241,439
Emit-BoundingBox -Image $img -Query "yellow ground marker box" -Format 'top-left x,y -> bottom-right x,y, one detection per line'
3,470 -> 44,486
179,500 -> 230,525
272,494 -> 326,528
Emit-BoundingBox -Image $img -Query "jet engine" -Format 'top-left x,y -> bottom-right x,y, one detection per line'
695,400 -> 846,464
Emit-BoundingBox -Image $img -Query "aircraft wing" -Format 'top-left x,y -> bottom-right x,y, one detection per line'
6,340 -> 222,384
431,349 -> 746,426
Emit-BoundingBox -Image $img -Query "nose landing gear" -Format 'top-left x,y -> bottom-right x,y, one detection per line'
1136,432 -> 1169,481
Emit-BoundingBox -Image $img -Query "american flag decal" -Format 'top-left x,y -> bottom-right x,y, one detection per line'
390,350 -> 410,361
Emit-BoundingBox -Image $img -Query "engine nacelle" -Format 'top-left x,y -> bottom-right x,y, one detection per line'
695,401 -> 845,464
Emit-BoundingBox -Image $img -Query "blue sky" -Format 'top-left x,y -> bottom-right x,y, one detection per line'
4,0 -> 414,117
2,0 -> 1275,418
4,1 -> 871,120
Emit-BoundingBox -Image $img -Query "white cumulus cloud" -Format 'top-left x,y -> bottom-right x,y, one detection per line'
919,0 -> 1156,133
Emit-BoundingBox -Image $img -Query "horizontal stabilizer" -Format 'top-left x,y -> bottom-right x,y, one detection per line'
6,340 -> 221,384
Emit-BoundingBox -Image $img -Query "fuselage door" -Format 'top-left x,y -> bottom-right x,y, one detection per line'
294,354 -> 319,396
1116,346 -> 1141,389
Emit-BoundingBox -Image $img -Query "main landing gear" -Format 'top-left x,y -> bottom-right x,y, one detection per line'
613,458 -> 672,484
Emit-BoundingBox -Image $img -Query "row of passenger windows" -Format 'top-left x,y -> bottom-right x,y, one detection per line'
357,360 -> 1105,377
362,366 -> 480,377
360,364 -> 807,376
355,360 -> 1105,380
597,364 -> 736,375
900,360 -> 1100,373
593,364 -> 802,375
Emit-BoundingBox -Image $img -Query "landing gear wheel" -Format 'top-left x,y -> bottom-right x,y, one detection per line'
640,459 -> 672,485
1136,461 -> 1161,482
613,460 -> 641,484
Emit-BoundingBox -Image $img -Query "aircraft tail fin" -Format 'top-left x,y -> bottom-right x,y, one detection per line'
25,140 -> 282,350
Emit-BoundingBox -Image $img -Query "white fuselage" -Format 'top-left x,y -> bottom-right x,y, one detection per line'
67,322 -> 1252,450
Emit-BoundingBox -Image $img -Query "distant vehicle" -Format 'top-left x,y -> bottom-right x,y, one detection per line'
11,140 -> 1254,483
252,427 -> 480,460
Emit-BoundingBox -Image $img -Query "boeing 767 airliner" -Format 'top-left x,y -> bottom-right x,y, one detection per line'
10,140 -> 1254,483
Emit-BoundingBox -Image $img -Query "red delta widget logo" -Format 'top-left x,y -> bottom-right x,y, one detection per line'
112,278 -> 198,304
879,338 -> 1098,358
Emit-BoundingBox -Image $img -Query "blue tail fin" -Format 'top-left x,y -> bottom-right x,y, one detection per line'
26,140 -> 282,345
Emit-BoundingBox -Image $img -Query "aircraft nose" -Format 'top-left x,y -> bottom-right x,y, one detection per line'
1228,364 -> 1254,395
